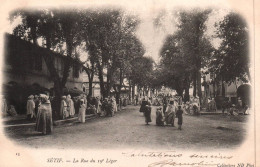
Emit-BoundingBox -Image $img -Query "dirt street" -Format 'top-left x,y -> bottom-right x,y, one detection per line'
4,105 -> 248,151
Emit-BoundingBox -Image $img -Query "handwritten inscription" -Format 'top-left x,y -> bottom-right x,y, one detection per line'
122,151 -> 182,158
148,159 -> 219,167
190,153 -> 233,159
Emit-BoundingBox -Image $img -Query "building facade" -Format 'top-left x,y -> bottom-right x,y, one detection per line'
1,33 -> 88,113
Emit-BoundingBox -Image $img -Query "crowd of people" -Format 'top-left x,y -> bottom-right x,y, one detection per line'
1,92 -> 251,135
139,96 -> 184,130
0,93 -> 131,135
221,97 -> 250,116
136,93 -> 250,130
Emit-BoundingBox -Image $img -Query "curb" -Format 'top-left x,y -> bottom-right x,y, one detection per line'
3,114 -> 97,128
200,112 -> 223,115
53,114 -> 96,126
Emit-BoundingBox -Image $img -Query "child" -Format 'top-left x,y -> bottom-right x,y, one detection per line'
156,107 -> 164,126
229,104 -> 236,116
176,105 -> 183,130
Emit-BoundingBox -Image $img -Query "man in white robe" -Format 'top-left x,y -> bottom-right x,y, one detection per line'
67,95 -> 75,117
26,95 -> 35,120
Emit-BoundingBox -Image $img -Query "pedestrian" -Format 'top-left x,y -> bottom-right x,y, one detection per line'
207,98 -> 211,112
35,94 -> 53,135
183,102 -> 190,115
67,94 -> 75,117
162,96 -> 168,115
95,97 -> 102,116
237,97 -> 243,112
74,97 -> 80,115
111,96 -> 117,113
135,95 -> 138,106
140,97 -> 148,113
156,107 -> 164,126
144,100 -> 152,125
26,95 -> 35,120
165,99 -> 175,127
60,96 -> 68,119
229,104 -> 237,116
8,105 -> 17,116
211,98 -> 217,112
34,95 -> 40,115
101,98 -> 109,116
176,105 -> 183,130
222,98 -> 231,115
78,99 -> 86,123
1,96 -> 8,117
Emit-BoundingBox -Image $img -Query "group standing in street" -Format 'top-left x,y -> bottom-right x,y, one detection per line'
139,95 -> 183,130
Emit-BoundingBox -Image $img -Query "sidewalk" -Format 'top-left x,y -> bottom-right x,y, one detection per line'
2,106 -> 129,128
2,113 -> 96,128
200,108 -> 245,115
200,108 -> 223,115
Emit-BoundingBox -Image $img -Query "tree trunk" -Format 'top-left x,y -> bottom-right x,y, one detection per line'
106,66 -> 111,97
87,71 -> 94,97
193,71 -> 197,97
53,80 -> 63,119
128,79 -> 132,103
97,63 -> 106,98
184,75 -> 190,102
213,79 -> 216,97
42,37 -> 64,119
221,76 -> 225,97
131,83 -> 135,101
197,70 -> 202,105
118,68 -> 122,99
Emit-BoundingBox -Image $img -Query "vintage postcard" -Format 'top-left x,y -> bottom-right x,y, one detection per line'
0,0 -> 259,166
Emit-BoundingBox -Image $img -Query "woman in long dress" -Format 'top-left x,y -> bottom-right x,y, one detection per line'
78,99 -> 86,123
144,99 -> 152,125
60,96 -> 68,119
165,100 -> 175,126
35,94 -> 53,135
140,98 -> 148,113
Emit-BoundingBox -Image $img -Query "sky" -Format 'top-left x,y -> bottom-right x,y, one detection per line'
134,8 -> 230,63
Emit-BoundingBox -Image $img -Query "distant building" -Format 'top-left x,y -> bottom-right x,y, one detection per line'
201,72 -> 250,108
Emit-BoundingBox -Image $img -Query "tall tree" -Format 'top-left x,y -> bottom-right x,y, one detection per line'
210,12 -> 250,83
176,9 -> 213,103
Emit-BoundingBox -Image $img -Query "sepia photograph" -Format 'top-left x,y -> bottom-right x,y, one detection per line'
0,0 -> 257,166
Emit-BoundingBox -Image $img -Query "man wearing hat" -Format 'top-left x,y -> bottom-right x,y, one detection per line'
26,95 -> 35,120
